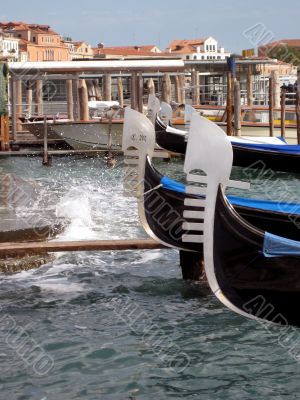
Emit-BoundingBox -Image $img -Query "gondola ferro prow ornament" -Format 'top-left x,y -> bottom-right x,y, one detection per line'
122,108 -> 156,198
183,114 -> 254,322
146,94 -> 161,126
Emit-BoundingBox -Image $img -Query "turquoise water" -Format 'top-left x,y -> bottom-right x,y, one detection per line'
0,156 -> 300,399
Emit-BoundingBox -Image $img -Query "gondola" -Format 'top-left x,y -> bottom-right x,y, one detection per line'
183,113 -> 300,326
155,115 -> 300,174
122,108 -> 300,254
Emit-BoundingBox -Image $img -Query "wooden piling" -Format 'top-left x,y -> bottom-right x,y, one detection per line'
86,79 -> 96,101
42,116 -> 51,166
269,75 -> 274,137
297,67 -> 300,144
36,79 -> 43,116
0,114 -> 9,151
103,74 -> 112,101
138,73 -> 144,113
131,72 -> 138,110
161,73 -> 171,104
179,75 -> 186,104
0,238 -> 166,257
78,79 -> 89,121
26,85 -> 33,118
191,69 -> 199,105
16,79 -> 22,132
174,75 -> 181,103
72,78 -> 80,121
66,79 -> 74,120
117,77 -> 124,108
147,78 -> 155,96
226,72 -> 233,136
272,70 -> 281,109
93,79 -> 102,101
234,79 -> 242,136
247,69 -> 253,107
281,88 -> 286,139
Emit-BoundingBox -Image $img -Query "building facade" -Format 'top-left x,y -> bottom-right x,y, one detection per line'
0,30 -> 19,61
0,22 -> 69,62
64,40 -> 94,59
167,37 -> 230,61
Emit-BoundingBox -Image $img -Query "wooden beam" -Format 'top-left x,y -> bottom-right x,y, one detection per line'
103,74 -> 112,101
281,88 -> 286,140
0,238 -> 166,257
35,79 -> 43,116
269,75 -> 274,137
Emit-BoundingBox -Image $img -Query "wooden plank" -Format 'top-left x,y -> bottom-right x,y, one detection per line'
0,238 -> 167,256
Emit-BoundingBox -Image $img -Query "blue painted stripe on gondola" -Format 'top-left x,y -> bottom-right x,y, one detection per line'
263,232 -> 300,257
160,176 -> 300,215
232,141 -> 300,154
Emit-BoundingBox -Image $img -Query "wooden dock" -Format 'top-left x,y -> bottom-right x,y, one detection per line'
0,238 -> 167,257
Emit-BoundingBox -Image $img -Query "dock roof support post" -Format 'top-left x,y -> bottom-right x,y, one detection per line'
226,72 -> 233,136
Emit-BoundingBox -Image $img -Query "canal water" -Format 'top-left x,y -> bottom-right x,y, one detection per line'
0,155 -> 300,400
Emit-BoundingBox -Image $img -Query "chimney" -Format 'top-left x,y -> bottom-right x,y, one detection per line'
98,42 -> 104,49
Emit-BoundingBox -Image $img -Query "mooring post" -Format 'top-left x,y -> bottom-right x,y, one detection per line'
10,75 -> 17,143
78,79 -> 89,121
93,79 -> 102,101
103,74 -> 112,101
247,68 -> 253,107
234,78 -> 242,136
191,69 -> 199,105
42,116 -> 51,166
25,82 -> 33,119
161,73 -> 171,104
66,79 -> 74,120
131,72 -> 138,110
36,79 -> 43,116
72,78 -> 80,121
269,75 -> 274,137
281,87 -> 286,140
179,251 -> 205,281
297,67 -> 300,144
272,70 -> 281,109
226,56 -> 236,136
138,73 -> 144,113
226,72 -> 233,136
147,78 -> 155,96
117,77 -> 124,108
16,79 -> 22,132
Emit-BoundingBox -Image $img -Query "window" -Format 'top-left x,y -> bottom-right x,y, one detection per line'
194,55 -> 197,60
201,56 -> 204,60
32,37 -> 36,43
186,55 -> 190,60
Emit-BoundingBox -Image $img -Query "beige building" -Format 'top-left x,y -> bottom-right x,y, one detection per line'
64,40 -> 94,59
0,22 -> 69,61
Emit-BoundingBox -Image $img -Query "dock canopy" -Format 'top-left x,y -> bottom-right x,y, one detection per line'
9,60 -> 185,74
